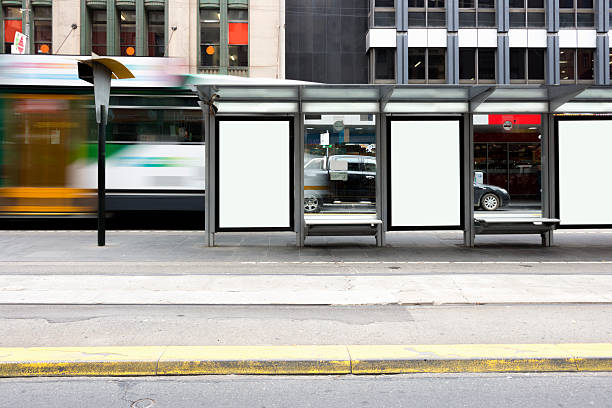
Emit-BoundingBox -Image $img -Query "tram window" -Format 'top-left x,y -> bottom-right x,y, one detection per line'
107,109 -> 203,143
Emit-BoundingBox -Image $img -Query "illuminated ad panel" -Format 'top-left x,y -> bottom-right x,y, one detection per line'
558,120 -> 612,226
218,120 -> 291,229
390,120 -> 461,228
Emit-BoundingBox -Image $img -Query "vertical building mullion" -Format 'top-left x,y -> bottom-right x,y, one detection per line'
546,34 -> 560,84
595,34 -> 609,84
107,0 -> 118,55
219,0 -> 228,74
595,0 -> 607,32
396,34 -> 408,83
448,0 -> 458,31
136,0 -> 145,55
547,0 -> 559,32
80,0 -> 89,54
447,33 -> 459,83
397,0 -> 408,31
497,34 -> 509,83
498,0 -> 509,32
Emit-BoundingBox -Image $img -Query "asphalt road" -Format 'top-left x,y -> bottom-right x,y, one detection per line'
2,304 -> 611,347
1,373 -> 611,408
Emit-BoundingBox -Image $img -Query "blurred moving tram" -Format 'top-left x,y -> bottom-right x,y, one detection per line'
0,55 -> 205,217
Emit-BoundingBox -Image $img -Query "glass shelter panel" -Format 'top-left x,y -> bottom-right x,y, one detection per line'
304,115 -> 376,215
473,114 -> 542,215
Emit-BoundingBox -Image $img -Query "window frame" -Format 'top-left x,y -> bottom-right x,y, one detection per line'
459,0 -> 496,28
560,47 -> 595,83
559,0 -> 594,28
371,0 -> 396,28
509,47 -> 546,83
509,0 -> 545,28
407,47 -> 447,83
407,0 -> 446,28
459,47 -> 496,84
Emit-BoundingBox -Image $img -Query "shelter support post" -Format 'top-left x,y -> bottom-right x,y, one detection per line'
463,113 -> 475,247
295,93 -> 305,247
202,98 -> 216,247
541,113 -> 555,247
376,110 -> 387,247
97,107 -> 106,247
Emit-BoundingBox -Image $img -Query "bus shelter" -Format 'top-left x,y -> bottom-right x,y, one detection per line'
192,82 -> 612,247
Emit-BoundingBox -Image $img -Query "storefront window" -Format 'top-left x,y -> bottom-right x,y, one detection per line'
473,114 -> 542,214
304,115 -> 376,214
147,10 -> 164,57
91,10 -> 107,55
33,6 -> 52,54
3,6 -> 22,53
119,10 -> 136,56
200,8 -> 220,66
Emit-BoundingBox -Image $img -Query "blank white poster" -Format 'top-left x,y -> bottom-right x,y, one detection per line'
391,120 -> 461,227
219,120 -> 290,229
558,120 -> 612,225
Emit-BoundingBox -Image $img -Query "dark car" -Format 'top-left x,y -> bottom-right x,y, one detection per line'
474,183 -> 511,211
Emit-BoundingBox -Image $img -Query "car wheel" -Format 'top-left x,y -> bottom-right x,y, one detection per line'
480,193 -> 500,211
304,197 -> 322,213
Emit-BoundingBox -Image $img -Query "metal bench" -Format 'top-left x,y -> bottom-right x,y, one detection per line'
304,214 -> 383,244
474,217 -> 560,246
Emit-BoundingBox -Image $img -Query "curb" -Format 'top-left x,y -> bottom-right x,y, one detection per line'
1,344 -> 612,377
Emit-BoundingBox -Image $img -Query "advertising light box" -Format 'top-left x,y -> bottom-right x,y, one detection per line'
218,120 -> 292,230
558,120 -> 612,226
390,120 -> 461,228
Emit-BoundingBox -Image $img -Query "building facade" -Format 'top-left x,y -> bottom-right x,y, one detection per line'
367,0 -> 611,85
1,0 -> 285,77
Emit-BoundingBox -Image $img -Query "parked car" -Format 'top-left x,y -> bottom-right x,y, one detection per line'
474,183 -> 511,211
304,155 -> 511,212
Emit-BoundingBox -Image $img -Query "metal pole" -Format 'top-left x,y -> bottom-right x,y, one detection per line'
98,105 -> 106,247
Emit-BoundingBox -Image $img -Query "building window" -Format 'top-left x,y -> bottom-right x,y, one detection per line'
509,0 -> 545,28
228,8 -> 248,67
373,47 -> 395,81
91,9 -> 107,55
459,0 -> 495,28
459,48 -> 495,82
560,48 -> 594,81
3,6 -> 22,53
407,0 -> 445,27
408,48 -> 446,82
559,0 -> 594,28
33,6 -> 52,54
119,10 -> 136,56
200,9 -> 220,66
372,0 -> 395,27
510,48 -> 545,82
147,10 -> 164,57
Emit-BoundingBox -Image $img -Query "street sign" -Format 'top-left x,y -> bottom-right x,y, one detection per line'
502,120 -> 513,131
12,32 -> 27,54
320,131 -> 329,146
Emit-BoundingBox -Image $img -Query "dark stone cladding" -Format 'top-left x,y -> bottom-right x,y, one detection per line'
285,0 -> 369,84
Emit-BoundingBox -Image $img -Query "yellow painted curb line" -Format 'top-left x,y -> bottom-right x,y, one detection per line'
0,344 -> 611,377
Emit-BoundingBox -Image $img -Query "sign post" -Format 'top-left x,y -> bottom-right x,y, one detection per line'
77,55 -> 134,246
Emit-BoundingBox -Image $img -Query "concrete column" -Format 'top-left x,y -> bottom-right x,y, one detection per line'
595,33 -> 609,84
79,0 -> 89,54
249,0 -> 282,78
595,0 -> 608,33
54,0 -> 81,54
546,34 -> 560,84
546,0 -> 559,32
189,0 -> 198,72
397,0 -> 408,31
396,33 -> 408,83
219,0 -> 228,74
496,34 -> 510,84
497,0 -> 509,32
168,0 -> 192,68
447,0 -> 458,32
136,0 -> 145,55
447,33 -> 459,84
106,0 -> 118,55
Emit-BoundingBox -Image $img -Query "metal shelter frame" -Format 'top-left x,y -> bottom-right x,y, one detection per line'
192,83 -> 612,247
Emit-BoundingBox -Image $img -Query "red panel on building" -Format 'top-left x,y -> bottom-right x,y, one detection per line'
488,114 -> 541,125
228,23 -> 248,45
4,20 -> 22,43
